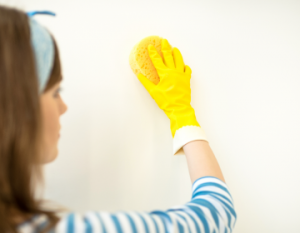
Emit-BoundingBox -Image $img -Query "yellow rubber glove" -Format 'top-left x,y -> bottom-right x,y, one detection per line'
137,39 -> 201,138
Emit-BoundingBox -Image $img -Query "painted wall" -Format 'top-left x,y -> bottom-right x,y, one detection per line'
2,0 -> 300,232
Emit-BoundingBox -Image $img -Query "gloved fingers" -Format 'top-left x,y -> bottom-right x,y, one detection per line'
161,39 -> 175,69
184,65 -> 192,76
173,47 -> 185,73
137,73 -> 155,93
148,44 -> 166,76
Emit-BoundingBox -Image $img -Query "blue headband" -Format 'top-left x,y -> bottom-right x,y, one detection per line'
26,11 -> 56,94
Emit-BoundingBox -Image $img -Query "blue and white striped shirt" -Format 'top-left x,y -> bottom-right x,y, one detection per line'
17,176 -> 237,233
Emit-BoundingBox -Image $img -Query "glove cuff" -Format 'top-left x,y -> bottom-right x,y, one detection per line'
173,125 -> 208,156
168,106 -> 201,137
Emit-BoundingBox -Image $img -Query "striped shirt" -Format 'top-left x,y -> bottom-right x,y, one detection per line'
17,176 -> 237,233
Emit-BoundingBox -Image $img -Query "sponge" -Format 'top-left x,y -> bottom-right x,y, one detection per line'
129,35 -> 170,85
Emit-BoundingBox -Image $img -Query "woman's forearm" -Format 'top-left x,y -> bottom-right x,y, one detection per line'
183,140 -> 225,184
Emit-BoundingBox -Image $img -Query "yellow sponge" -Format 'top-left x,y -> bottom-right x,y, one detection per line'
129,35 -> 170,85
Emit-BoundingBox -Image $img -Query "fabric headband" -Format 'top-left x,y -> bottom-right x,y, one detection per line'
26,11 -> 56,94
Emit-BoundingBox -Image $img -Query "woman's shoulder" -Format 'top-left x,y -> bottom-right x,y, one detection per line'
17,211 -> 100,233
18,210 -> 161,233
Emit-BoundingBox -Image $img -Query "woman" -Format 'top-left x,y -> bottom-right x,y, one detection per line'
0,5 -> 237,233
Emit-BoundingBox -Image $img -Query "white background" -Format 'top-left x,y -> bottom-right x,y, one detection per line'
1,0 -> 300,232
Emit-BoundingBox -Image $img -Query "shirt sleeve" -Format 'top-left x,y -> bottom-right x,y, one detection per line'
50,176 -> 236,233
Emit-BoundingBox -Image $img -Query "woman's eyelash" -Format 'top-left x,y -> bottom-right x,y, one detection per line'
54,87 -> 63,97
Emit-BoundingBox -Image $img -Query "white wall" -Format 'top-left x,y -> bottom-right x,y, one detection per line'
2,0 -> 300,232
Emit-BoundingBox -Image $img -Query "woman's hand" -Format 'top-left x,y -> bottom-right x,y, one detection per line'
137,39 -> 200,137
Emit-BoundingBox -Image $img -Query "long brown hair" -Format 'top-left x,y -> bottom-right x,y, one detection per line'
0,5 -> 67,233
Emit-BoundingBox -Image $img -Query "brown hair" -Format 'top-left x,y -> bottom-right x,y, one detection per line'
0,5 -> 67,233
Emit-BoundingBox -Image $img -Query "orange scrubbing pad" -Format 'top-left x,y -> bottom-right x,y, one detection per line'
129,35 -> 170,85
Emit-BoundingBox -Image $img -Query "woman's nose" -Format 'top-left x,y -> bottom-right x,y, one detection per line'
60,98 -> 68,115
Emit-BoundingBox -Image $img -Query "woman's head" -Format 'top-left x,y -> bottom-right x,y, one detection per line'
0,5 -> 67,232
